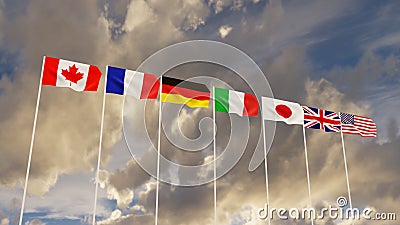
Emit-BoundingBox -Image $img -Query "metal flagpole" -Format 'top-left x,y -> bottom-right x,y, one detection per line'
261,115 -> 271,225
155,76 -> 163,225
212,87 -> 217,225
340,127 -> 354,225
92,67 -> 108,225
302,125 -> 314,225
19,57 -> 45,225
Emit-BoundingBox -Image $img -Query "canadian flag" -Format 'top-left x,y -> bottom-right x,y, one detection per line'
261,97 -> 304,125
41,56 -> 102,92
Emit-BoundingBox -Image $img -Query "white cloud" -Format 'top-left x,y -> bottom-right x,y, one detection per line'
98,169 -> 134,209
208,0 -> 227,14
110,209 -> 122,220
107,187 -> 134,209
304,78 -> 369,113
367,31 -> 400,50
123,0 -> 156,32
25,219 -> 45,225
219,25 -> 233,39
124,0 -> 210,32
0,218 -> 9,225
22,173 -> 103,220
208,0 -> 255,14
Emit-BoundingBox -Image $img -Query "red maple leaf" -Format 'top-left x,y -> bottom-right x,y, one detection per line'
61,64 -> 84,85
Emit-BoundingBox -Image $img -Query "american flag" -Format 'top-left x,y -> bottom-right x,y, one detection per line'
340,112 -> 377,138
303,106 -> 341,132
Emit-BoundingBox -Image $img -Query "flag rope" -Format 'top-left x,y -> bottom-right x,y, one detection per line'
212,88 -> 217,225
340,129 -> 354,225
92,67 -> 108,225
155,77 -> 163,225
262,119 -> 271,225
302,125 -> 314,225
18,57 -> 45,225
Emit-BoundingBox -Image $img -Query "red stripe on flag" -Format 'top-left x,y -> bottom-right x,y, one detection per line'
353,126 -> 377,132
304,114 -> 341,125
84,65 -> 102,91
355,123 -> 376,129
141,74 -> 160,99
42,56 -> 59,86
354,118 -> 376,125
342,123 -> 377,138
243,93 -> 258,117
355,116 -> 374,122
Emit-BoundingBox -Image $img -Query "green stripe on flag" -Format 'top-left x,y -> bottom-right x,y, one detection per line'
214,87 -> 229,113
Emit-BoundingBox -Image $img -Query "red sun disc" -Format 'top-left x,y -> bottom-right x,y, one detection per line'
275,104 -> 292,119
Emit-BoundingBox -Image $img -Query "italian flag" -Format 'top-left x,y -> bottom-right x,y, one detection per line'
214,87 -> 258,117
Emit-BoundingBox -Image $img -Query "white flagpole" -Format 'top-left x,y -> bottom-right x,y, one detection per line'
302,125 -> 314,225
18,57 -> 45,225
155,77 -> 163,225
212,87 -> 217,225
340,127 -> 354,225
91,67 -> 108,225
261,116 -> 271,225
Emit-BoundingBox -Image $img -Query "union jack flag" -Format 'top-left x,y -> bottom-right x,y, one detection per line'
303,106 -> 341,132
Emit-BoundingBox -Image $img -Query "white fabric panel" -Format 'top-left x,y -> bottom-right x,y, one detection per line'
262,97 -> 303,125
228,90 -> 245,116
125,70 -> 144,99
56,59 -> 90,92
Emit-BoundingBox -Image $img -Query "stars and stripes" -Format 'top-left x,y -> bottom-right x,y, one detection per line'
340,112 -> 377,138
303,106 -> 341,132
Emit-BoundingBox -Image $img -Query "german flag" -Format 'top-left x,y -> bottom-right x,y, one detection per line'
161,76 -> 210,108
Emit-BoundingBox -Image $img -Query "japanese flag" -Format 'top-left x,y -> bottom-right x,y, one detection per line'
41,56 -> 102,92
262,97 -> 304,125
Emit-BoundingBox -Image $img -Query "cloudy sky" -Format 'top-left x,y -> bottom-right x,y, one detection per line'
0,0 -> 399,225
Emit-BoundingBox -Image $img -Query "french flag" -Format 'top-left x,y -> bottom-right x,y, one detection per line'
106,66 -> 160,99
